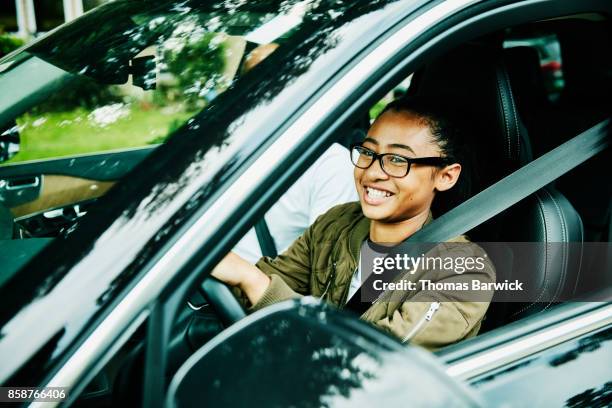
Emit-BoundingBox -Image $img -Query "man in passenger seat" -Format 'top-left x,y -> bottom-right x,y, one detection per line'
233,42 -> 357,262
214,96 -> 495,350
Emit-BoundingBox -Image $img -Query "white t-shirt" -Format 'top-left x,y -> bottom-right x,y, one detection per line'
234,143 -> 358,263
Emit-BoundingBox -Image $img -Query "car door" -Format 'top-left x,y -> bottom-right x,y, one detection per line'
438,301 -> 612,407
0,146 -> 154,238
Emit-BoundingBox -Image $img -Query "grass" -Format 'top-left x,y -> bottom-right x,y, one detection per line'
5,106 -> 194,164
4,98 -> 386,165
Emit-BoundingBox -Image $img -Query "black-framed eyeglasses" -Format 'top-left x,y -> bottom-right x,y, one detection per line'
350,144 -> 450,178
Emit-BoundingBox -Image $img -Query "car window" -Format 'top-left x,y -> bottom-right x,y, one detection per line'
503,32 -> 565,102
369,74 -> 413,121
0,2 -> 18,33
0,0 -> 306,164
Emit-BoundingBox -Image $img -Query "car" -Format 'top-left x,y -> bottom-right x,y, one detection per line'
0,0 -> 610,407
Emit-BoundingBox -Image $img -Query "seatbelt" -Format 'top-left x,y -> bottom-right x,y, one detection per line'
255,218 -> 278,258
345,119 -> 610,314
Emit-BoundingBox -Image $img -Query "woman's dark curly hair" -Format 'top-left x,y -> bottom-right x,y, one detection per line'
379,96 -> 478,216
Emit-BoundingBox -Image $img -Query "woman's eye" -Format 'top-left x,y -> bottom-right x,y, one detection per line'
389,155 -> 408,165
361,149 -> 375,157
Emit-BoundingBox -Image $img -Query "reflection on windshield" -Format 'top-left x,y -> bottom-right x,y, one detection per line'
2,0 -> 334,164
97,0 -> 401,307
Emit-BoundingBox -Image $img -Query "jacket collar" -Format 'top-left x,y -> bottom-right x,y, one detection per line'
348,209 -> 434,263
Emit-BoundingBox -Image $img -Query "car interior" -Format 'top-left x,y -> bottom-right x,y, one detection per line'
0,9 -> 610,407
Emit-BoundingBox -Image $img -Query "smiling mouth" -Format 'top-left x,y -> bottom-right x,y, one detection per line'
364,186 -> 394,203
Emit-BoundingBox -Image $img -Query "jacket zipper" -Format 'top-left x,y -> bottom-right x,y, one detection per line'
320,261 -> 337,300
401,301 -> 441,344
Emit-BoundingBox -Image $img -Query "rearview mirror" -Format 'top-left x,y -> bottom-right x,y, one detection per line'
131,55 -> 156,90
0,123 -> 20,163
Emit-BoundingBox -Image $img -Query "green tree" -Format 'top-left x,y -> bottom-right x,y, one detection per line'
162,33 -> 226,109
0,33 -> 25,58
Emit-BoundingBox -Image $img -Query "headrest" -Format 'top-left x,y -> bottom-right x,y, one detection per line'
409,44 -> 532,188
504,46 -> 550,111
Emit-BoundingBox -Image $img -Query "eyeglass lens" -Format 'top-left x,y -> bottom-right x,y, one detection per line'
351,146 -> 409,177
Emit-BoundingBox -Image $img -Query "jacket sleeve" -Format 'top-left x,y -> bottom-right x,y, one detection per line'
364,243 -> 496,351
247,226 -> 313,311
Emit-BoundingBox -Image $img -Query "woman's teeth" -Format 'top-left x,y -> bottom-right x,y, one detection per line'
366,187 -> 391,198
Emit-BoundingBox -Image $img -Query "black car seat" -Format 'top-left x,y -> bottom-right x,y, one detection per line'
408,44 -> 583,330
502,46 -> 555,156
503,40 -> 611,297
542,22 -> 611,246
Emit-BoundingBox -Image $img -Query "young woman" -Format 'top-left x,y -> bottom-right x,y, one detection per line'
212,97 -> 495,350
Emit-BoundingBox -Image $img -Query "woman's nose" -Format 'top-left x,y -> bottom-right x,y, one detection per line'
365,158 -> 389,180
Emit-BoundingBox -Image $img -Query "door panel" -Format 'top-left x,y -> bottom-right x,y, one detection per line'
0,146 -> 155,181
9,175 -> 114,218
0,147 -> 154,236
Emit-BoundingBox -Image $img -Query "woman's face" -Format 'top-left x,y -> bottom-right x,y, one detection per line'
354,109 -> 455,223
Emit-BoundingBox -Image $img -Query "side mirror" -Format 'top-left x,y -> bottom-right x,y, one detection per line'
0,124 -> 20,163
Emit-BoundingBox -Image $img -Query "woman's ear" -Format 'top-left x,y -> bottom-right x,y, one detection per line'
434,163 -> 461,192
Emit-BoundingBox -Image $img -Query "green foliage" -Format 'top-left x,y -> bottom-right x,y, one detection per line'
162,33 -> 226,109
5,108 -> 192,164
369,100 -> 388,121
0,33 -> 25,58
31,76 -> 123,113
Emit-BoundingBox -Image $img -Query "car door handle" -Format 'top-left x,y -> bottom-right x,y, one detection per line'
5,176 -> 40,191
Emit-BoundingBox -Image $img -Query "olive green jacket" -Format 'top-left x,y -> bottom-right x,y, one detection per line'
250,202 -> 495,350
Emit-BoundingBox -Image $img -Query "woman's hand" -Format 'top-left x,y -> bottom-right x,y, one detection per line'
211,252 -> 271,305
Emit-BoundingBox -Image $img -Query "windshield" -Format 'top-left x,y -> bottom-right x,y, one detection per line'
0,0 -> 313,163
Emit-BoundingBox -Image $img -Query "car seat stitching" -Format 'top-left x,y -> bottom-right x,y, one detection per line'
512,193 -> 550,317
543,189 -> 569,303
502,64 -> 521,161
571,211 -> 585,296
532,193 -> 552,299
495,65 -> 512,160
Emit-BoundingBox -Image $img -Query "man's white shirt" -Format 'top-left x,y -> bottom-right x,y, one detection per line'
234,143 -> 358,263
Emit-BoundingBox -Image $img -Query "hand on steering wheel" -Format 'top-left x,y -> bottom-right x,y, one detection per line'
201,277 -> 246,326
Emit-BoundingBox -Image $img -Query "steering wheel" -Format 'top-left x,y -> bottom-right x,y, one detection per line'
200,277 -> 246,326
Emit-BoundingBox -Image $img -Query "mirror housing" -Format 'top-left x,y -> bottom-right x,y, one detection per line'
131,56 -> 156,90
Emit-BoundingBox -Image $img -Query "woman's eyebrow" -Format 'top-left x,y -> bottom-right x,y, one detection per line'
363,137 -> 416,154
388,143 -> 416,154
